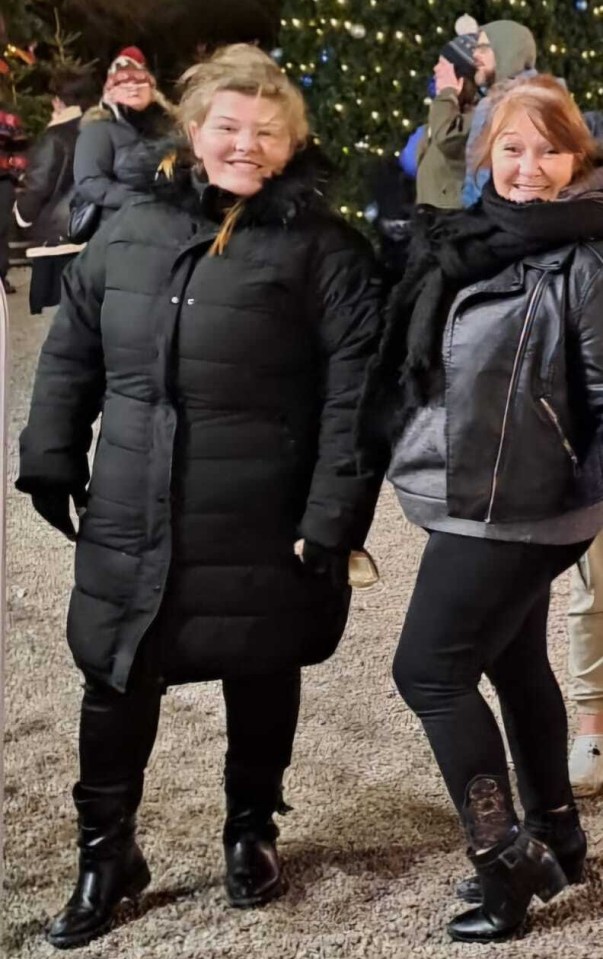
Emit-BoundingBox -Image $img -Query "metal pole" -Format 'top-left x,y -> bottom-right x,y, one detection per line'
0,281 -> 8,892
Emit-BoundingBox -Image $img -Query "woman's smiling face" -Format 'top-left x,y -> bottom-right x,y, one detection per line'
189,90 -> 294,197
491,107 -> 576,203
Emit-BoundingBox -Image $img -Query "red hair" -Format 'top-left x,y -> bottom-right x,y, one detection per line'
475,75 -> 600,180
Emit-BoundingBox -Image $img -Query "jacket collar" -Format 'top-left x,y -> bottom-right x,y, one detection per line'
449,245 -> 577,318
145,140 -> 334,228
47,105 -> 82,128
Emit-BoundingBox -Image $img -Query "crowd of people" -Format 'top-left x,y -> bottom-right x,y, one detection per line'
5,13 -> 603,952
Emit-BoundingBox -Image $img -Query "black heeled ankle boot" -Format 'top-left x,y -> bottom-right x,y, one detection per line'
448,776 -> 567,943
456,804 -> 586,905
223,778 -> 288,909
525,805 -> 587,883
448,828 -> 568,942
47,782 -> 150,950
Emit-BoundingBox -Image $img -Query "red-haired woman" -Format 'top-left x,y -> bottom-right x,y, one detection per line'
372,75 -> 603,942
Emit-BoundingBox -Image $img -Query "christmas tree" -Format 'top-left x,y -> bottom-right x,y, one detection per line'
280,0 -> 603,218
2,1 -> 283,135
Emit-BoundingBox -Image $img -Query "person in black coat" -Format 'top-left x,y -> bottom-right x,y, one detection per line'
0,71 -> 27,293
14,70 -> 98,312
17,44 -> 383,949
72,46 -> 174,235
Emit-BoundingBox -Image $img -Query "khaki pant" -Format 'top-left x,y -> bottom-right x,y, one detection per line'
568,532 -> 603,713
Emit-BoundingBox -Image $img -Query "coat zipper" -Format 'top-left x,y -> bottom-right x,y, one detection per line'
485,273 -> 548,523
539,397 -> 579,470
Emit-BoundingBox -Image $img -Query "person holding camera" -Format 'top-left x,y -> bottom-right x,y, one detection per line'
416,33 -> 478,209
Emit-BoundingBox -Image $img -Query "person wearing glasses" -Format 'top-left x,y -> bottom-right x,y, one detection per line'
462,20 -> 537,206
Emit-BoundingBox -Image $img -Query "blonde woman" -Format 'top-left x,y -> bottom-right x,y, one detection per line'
17,45 -> 382,949
370,76 -> 603,942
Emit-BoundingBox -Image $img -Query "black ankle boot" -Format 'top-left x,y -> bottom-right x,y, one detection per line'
450,774 -> 567,941
456,804 -> 586,905
525,805 -> 587,883
223,778 -> 288,909
448,827 -> 567,942
47,782 -> 150,950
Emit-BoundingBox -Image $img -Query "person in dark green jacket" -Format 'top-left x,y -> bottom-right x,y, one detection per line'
416,34 -> 478,209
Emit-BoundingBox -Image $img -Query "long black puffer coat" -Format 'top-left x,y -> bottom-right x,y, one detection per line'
18,148 -> 383,693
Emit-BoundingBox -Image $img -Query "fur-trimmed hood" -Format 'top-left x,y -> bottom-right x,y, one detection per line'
81,90 -> 176,127
130,138 -> 336,227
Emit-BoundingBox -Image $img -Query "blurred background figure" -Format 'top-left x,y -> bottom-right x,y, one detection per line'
364,157 -> 415,277
72,46 -> 174,235
416,32 -> 478,209
14,69 -> 98,313
567,536 -> 603,796
0,67 -> 28,294
462,20 -> 537,206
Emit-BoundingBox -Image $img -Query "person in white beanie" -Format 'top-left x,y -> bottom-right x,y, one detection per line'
416,32 -> 478,209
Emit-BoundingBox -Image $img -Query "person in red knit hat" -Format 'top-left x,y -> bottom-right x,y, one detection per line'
103,46 -> 157,112
71,45 -> 174,237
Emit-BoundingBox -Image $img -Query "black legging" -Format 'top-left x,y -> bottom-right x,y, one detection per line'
79,664 -> 301,805
393,532 -> 590,819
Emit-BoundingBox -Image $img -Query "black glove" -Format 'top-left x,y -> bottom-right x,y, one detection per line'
300,539 -> 349,590
31,487 -> 87,541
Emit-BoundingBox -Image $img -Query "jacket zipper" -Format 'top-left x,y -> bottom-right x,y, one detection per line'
485,273 -> 548,523
539,397 -> 579,470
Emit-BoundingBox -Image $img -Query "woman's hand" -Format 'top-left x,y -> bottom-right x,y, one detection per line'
294,538 -> 349,588
31,487 -> 87,541
434,57 -> 464,96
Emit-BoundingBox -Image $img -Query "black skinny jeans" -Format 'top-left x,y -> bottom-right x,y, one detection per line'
393,532 -> 590,820
78,660 -> 301,809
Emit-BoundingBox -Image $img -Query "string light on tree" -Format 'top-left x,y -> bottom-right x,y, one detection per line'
281,0 -> 603,221
347,23 -> 367,38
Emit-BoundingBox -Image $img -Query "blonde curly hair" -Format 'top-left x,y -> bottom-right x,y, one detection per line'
178,44 -> 309,148
177,45 -> 310,256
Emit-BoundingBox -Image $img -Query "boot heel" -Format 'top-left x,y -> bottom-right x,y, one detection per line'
535,856 -> 567,903
559,850 -> 586,885
124,861 -> 151,900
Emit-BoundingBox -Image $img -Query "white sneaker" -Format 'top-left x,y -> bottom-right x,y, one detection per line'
569,734 -> 603,797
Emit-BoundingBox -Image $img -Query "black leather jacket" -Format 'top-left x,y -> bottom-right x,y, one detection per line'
15,113 -> 80,245
393,240 -> 603,525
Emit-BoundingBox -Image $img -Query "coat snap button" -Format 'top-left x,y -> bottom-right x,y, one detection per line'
153,585 -> 161,592
170,296 -> 179,304
187,298 -> 195,305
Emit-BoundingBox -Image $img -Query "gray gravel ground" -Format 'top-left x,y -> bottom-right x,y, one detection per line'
3,267 -> 603,958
